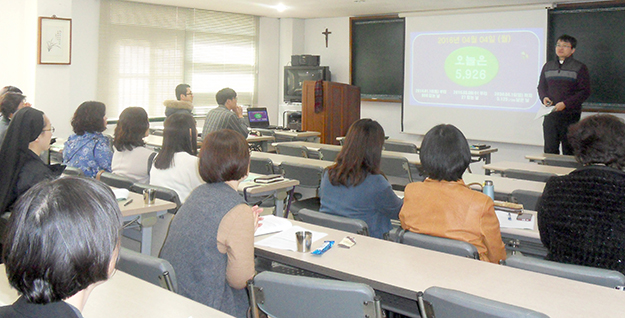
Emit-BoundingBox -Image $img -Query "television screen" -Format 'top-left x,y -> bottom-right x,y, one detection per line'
284,66 -> 331,102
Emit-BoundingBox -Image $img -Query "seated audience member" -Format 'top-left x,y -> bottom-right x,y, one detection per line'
201,87 -> 248,138
0,177 -> 122,317
537,114 -> 625,273
0,86 -> 24,95
0,92 -> 30,147
160,129 -> 260,318
111,107 -> 156,184
319,119 -> 403,239
399,124 -> 506,263
63,101 -> 113,178
163,83 -> 194,117
150,112 -> 202,203
0,108 -> 63,214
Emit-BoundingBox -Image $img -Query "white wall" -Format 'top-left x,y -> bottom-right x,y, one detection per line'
0,0 -> 38,100
0,0 -> 101,139
257,17 -> 281,122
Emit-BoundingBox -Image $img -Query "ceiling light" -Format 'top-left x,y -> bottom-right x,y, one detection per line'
276,3 -> 287,12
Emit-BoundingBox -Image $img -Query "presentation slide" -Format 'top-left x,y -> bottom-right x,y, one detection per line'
410,29 -> 543,111
402,9 -> 548,146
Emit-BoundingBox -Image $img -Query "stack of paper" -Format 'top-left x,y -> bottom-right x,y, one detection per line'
254,215 -> 293,236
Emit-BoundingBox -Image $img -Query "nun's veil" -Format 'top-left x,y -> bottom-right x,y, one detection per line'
0,107 -> 45,213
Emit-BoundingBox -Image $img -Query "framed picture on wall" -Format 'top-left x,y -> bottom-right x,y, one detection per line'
38,16 -> 72,65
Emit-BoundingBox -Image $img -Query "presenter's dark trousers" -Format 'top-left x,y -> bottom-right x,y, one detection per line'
543,112 -> 580,155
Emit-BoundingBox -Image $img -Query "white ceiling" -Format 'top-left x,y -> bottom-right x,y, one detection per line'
130,0 -> 599,19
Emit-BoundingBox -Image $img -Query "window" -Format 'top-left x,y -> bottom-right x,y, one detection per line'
98,0 -> 258,118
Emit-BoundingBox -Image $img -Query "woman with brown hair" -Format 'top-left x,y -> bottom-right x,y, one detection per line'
319,118 -> 403,239
112,107 -> 155,184
160,129 -> 261,318
63,101 -> 112,178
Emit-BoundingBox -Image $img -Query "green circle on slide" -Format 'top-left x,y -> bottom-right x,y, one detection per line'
445,46 -> 499,87
254,113 -> 263,119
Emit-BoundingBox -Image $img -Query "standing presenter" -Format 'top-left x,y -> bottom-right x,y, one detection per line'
537,34 -> 591,155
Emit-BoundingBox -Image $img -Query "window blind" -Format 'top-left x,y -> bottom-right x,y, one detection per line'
98,0 -> 258,118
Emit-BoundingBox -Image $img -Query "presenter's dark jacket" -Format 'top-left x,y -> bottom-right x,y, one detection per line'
0,297 -> 83,318
537,165 -> 625,274
537,56 -> 590,115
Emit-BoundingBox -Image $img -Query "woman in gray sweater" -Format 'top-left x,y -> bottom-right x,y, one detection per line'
160,129 -> 261,318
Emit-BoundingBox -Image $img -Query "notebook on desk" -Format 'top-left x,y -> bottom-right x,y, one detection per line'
247,107 -> 276,129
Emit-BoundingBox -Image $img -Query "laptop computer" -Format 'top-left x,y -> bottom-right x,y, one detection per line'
247,107 -> 276,129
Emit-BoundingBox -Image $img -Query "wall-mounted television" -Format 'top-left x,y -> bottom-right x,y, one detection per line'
284,66 -> 331,102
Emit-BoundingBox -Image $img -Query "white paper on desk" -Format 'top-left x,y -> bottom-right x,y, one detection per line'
254,215 -> 292,237
534,105 -> 555,120
255,226 -> 327,251
496,211 -> 535,230
112,188 -> 129,201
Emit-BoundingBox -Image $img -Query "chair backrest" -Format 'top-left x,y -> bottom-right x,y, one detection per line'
130,183 -> 182,214
504,169 -> 556,183
250,156 -> 275,175
510,189 -> 542,211
276,144 -> 309,158
279,162 -> 324,189
248,271 -> 382,318
418,286 -> 549,318
297,208 -> 370,236
397,229 -> 480,260
318,147 -> 341,162
383,140 -> 418,154
96,171 -> 135,190
116,247 -> 178,292
62,166 -> 84,177
380,154 -> 413,182
504,254 -> 625,289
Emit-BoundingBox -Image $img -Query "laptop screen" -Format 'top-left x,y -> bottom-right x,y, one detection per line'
247,108 -> 270,128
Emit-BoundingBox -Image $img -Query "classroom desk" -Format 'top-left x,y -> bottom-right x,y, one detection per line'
273,141 -> 422,166
0,265 -> 234,318
273,130 -> 320,142
254,220 -> 625,317
483,161 -> 575,176
525,153 -> 578,164
250,151 -> 334,169
238,173 -> 300,217
335,137 -> 498,165
462,173 -> 545,196
144,134 -> 275,150
119,191 -> 176,255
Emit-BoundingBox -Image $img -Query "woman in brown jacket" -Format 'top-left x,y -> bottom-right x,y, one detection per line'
399,124 -> 506,263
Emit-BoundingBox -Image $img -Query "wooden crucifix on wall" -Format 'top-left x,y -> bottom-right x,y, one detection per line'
322,28 -> 332,48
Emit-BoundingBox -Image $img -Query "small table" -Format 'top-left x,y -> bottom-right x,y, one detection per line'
483,161 -> 574,176
238,173 -> 300,217
119,191 -> 176,255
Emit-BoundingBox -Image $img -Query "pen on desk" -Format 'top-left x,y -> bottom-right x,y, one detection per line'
123,198 -> 133,206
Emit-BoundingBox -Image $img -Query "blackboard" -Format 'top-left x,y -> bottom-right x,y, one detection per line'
350,17 -> 404,102
549,5 -> 625,112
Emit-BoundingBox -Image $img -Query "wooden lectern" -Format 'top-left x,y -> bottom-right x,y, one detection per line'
302,81 -> 360,144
